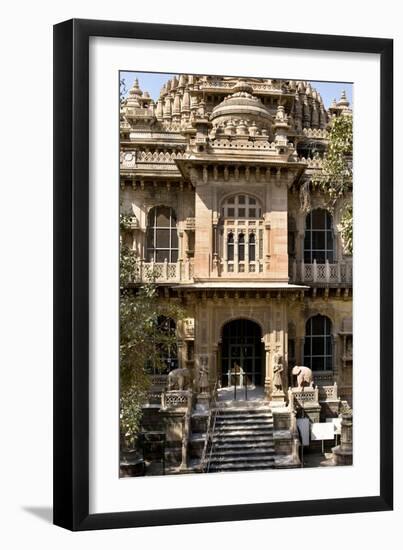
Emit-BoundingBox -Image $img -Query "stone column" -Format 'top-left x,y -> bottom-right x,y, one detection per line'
265,221 -> 271,271
212,223 -> 219,275
333,413 -> 353,465
194,181 -> 213,278
270,182 -> 289,281
234,231 -> 239,274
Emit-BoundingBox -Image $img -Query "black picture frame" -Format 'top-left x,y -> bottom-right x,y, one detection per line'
53,18 -> 393,531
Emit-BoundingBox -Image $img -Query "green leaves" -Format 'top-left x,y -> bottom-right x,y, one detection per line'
338,204 -> 353,256
312,114 -> 353,202
310,114 -> 353,253
119,245 -> 186,448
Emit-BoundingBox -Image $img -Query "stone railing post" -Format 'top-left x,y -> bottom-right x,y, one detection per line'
313,259 -> 317,282
288,387 -> 294,410
164,258 -> 169,279
301,259 -> 305,282
184,258 -> 189,281
325,259 -> 330,282
348,262 -> 353,283
337,262 -> 341,283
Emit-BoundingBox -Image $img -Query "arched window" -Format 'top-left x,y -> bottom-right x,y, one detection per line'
221,194 -> 262,219
221,195 -> 263,274
304,209 -> 334,263
146,206 -> 178,262
304,315 -> 333,371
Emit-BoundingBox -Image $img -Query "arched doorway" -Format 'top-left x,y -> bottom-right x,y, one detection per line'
221,319 -> 263,387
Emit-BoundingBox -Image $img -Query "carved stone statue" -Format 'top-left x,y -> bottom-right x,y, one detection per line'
272,350 -> 284,392
292,365 -> 313,389
198,357 -> 209,393
167,367 -> 190,391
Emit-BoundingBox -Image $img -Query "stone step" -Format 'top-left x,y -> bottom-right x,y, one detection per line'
209,460 -> 275,471
213,435 -> 274,445
210,454 -> 275,464
216,409 -> 272,416
213,440 -> 275,450
215,420 -> 273,428
213,426 -> 273,437
215,419 -> 273,429
211,447 -> 275,458
215,413 -> 272,420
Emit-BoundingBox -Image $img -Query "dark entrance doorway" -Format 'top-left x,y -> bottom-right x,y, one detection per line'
221,319 -> 263,387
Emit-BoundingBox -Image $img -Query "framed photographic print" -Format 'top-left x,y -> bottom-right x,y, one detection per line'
53,19 -> 393,530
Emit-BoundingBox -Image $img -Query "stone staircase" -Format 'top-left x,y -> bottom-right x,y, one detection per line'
207,406 -> 275,472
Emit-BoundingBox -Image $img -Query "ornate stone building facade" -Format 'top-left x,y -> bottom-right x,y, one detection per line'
120,75 -> 353,472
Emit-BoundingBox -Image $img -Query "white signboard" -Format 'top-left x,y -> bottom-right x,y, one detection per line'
310,422 -> 335,441
296,418 -> 310,446
326,417 -> 342,435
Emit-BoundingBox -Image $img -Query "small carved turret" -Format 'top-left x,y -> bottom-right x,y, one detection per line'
155,99 -> 163,120
173,93 -> 181,117
163,96 -> 172,118
181,89 -> 190,113
274,105 -> 290,151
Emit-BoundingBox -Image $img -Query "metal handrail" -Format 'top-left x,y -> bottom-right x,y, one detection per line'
200,380 -> 218,472
226,368 -> 249,401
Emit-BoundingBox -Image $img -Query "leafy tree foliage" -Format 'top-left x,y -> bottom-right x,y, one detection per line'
311,114 -> 353,254
119,242 -> 185,448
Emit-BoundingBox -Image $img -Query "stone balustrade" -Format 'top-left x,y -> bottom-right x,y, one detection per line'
134,259 -> 194,283
290,259 -> 352,285
290,387 -> 319,406
161,390 -> 192,409
318,382 -> 338,401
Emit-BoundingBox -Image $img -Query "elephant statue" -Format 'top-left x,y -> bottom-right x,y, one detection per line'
167,367 -> 190,391
292,366 -> 313,389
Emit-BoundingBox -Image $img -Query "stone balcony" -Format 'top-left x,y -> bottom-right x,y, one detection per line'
289,259 -> 352,286
134,259 -> 194,283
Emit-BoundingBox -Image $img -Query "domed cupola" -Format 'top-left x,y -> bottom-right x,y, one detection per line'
210,82 -> 272,127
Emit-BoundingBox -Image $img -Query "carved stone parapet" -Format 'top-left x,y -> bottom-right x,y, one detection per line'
161,389 -> 192,409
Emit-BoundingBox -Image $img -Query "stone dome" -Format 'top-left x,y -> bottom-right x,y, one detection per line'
210,83 -> 272,125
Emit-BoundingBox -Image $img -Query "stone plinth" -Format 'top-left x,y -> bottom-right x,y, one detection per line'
195,392 -> 211,408
269,389 -> 286,408
332,413 -> 353,465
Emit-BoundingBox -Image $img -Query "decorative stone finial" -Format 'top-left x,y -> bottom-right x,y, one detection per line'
232,80 -> 254,95
130,78 -> 142,96
337,90 -> 350,108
